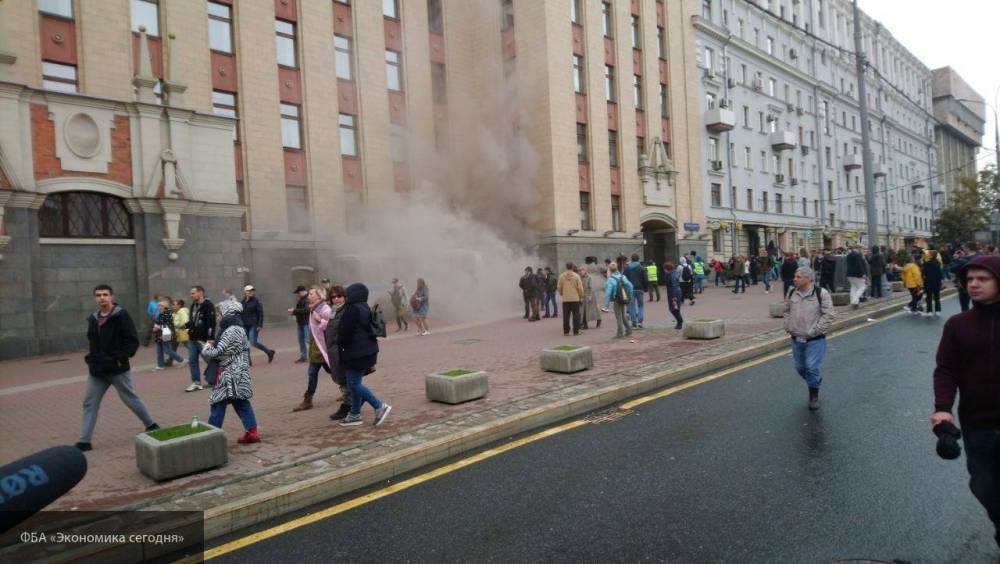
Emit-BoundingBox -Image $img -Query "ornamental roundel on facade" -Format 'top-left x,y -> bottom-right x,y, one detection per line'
63,112 -> 102,159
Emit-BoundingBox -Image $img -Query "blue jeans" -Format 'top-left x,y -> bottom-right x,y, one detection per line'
733,276 -> 746,293
156,341 -> 184,368
188,341 -> 204,384
545,290 -> 558,316
296,324 -> 309,360
963,426 -> 1000,544
714,272 -> 724,286
347,367 -> 382,416
245,325 -> 271,354
694,275 -> 704,294
791,337 -> 826,389
628,289 -> 645,325
761,269 -> 772,292
208,399 -> 257,431
307,362 -> 325,394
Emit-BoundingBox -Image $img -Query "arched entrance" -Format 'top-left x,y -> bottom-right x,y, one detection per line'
640,213 -> 678,268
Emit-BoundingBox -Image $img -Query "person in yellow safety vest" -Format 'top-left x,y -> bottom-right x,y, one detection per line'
645,261 -> 660,302
692,257 -> 706,294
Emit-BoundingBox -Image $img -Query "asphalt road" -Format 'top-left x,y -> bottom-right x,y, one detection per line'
214,295 -> 997,563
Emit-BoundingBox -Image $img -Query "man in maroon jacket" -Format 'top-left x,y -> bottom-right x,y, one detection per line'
932,255 -> 1000,548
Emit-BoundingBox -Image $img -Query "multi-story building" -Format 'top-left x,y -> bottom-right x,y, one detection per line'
931,66 -> 985,205
0,0 -> 704,358
693,0 -> 937,258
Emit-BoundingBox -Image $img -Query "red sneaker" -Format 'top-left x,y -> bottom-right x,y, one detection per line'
237,427 -> 260,444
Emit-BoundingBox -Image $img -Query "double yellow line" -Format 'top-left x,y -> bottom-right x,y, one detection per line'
185,309 -> 908,561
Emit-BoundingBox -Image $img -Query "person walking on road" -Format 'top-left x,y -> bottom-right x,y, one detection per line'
646,260 -> 661,302
293,286 -> 331,412
931,255 -> 1000,548
711,258 -> 725,287
663,261 -> 683,330
202,300 -> 261,444
868,246 -> 886,299
531,268 -> 546,321
388,278 -> 409,333
578,265 -> 601,330
921,250 -> 944,317
557,262 -> 584,336
783,267 -> 835,410
185,286 -> 215,392
602,262 -> 633,338
730,256 -> 746,294
77,284 -> 159,451
337,283 -> 392,428
241,285 -> 275,364
845,245 -> 868,309
411,278 -> 430,335
144,294 -> 160,347
288,285 -> 310,363
153,297 -> 185,371
624,254 -> 648,328
323,286 -> 353,421
900,256 -> 924,315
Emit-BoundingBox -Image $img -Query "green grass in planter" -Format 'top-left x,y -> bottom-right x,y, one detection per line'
147,423 -> 212,442
440,369 -> 476,377
551,345 -> 581,351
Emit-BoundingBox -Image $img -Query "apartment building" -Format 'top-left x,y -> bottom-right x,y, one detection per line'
693,0 -> 937,258
931,66 -> 986,205
0,0 -> 703,358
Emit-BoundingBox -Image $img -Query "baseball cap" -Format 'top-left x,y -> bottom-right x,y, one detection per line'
320,278 -> 331,283
243,284 -> 255,291
293,285 -> 307,293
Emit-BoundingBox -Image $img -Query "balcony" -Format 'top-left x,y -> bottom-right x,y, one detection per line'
705,107 -> 735,133
872,163 -> 887,178
912,182 -> 925,190
843,154 -> 863,170
769,131 -> 797,151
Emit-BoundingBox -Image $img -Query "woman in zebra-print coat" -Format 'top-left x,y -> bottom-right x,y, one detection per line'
202,299 -> 260,444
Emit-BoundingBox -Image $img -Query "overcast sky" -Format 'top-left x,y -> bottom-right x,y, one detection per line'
859,0 -> 999,170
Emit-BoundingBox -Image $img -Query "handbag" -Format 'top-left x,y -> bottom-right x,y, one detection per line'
161,326 -> 173,341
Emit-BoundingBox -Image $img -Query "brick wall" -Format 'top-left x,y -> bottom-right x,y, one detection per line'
30,104 -> 133,185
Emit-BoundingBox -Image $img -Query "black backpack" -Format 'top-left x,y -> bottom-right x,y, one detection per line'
365,304 -> 387,339
612,275 -> 631,305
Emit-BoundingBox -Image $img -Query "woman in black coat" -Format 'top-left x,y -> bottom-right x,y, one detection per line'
921,251 -> 944,316
336,283 -> 391,427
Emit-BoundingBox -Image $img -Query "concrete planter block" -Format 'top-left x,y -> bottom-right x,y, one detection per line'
426,370 -> 488,404
135,424 -> 228,481
769,302 -> 785,318
683,318 -> 726,340
891,281 -> 904,292
540,345 -> 593,373
830,292 -> 850,306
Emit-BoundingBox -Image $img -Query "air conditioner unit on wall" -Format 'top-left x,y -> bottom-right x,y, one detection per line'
796,107 -> 804,116
711,160 -> 724,171
790,49 -> 799,60
791,178 -> 799,186
776,174 -> 786,183
727,78 -> 737,88
752,80 -> 763,91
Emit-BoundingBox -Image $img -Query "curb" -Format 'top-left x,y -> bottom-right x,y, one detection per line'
5,290 -> 950,561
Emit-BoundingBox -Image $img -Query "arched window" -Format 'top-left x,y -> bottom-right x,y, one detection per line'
39,192 -> 133,238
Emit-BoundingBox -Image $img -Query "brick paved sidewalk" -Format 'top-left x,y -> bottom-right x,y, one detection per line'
0,282 -> 904,511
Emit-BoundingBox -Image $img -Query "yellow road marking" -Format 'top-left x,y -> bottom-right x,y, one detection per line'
190,419 -> 589,562
183,306 -> 911,562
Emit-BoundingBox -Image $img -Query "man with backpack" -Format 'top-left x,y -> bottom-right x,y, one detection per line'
623,254 -> 648,329
602,262 -> 634,338
783,267 -> 836,410
543,267 -> 559,318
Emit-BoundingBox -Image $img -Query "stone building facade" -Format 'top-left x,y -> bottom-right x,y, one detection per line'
692,0 -> 937,259
931,66 -> 985,206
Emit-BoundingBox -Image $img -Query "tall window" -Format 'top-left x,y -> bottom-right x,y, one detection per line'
212,90 -> 238,141
766,36 -> 773,55
611,195 -> 622,231
573,55 -> 585,93
711,183 -> 722,206
339,114 -> 358,157
335,35 -> 353,80
571,0 -> 582,24
746,188 -> 753,210
659,83 -> 668,116
762,191 -> 769,212
601,2 -> 613,37
383,0 -> 399,19
385,50 -> 403,91
630,16 -> 641,49
500,0 -> 514,31
208,2 -> 233,53
775,194 -> 783,213
656,27 -> 666,59
744,146 -> 751,168
579,192 -> 592,230
708,137 -> 719,161
286,186 -> 310,233
275,20 -> 297,67
131,0 -> 159,36
431,63 -> 447,103
731,186 -> 738,209
39,192 -> 133,238
576,123 -> 588,163
39,0 -> 73,18
632,75 -> 642,109
608,130 -> 618,167
280,103 -> 301,149
42,61 -> 78,93
704,47 -> 714,74
427,0 -> 443,33
604,65 -> 616,102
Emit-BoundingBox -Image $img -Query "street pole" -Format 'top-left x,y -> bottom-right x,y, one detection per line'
852,0 -> 878,249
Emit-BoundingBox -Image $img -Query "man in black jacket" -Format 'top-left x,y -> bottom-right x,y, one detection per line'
288,285 -> 310,362
186,285 -> 215,392
77,284 -> 159,451
867,246 -> 886,298
519,267 -> 534,320
241,285 -> 275,364
819,249 -> 837,292
845,245 -> 868,309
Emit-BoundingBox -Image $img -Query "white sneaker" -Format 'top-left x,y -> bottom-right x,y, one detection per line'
185,383 -> 203,392
422,331 -> 430,336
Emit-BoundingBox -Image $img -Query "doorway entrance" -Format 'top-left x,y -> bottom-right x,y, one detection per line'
641,217 -> 678,268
